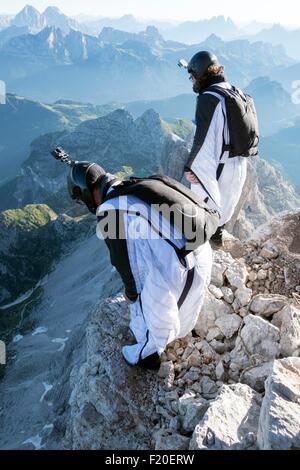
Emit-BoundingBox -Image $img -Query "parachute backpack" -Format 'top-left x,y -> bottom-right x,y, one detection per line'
203,85 -> 260,158
99,174 -> 220,258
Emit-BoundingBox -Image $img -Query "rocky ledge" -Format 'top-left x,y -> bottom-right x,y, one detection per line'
65,210 -> 300,450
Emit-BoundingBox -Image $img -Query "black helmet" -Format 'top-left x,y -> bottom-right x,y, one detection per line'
187,51 -> 219,79
68,161 -> 106,214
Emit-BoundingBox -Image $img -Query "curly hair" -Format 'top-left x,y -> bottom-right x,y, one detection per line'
192,64 -> 225,93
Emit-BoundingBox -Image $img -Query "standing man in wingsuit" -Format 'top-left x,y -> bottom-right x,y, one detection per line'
179,51 -> 259,247
51,148 -> 219,369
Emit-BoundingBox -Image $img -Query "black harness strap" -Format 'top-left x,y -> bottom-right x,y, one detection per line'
177,268 -> 195,310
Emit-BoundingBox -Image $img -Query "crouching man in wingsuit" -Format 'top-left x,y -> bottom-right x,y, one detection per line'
51,148 -> 219,370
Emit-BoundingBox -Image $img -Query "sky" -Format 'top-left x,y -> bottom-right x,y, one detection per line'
1,0 -> 300,26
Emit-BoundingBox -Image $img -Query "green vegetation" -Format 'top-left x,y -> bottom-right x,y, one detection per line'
0,204 -> 61,309
161,118 -> 192,140
116,166 -> 134,181
0,204 -> 57,231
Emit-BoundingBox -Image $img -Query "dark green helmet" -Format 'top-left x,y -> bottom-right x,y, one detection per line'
67,161 -> 106,214
187,51 -> 219,79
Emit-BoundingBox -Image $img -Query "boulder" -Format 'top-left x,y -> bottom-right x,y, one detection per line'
158,361 -> 174,379
195,292 -> 232,338
208,285 -> 224,299
259,242 -> 279,260
178,396 -> 209,433
211,251 -> 234,287
221,287 -> 234,304
190,384 -> 262,450
230,315 -> 280,369
215,314 -> 242,339
279,304 -> 300,357
235,286 -> 253,307
241,361 -> 273,393
215,361 -> 225,381
225,261 -> 248,289
258,358 -> 300,450
206,327 -> 224,343
155,431 -> 190,450
250,294 -> 288,318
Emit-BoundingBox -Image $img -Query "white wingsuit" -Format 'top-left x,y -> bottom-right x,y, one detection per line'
97,194 -> 212,365
189,82 -> 247,227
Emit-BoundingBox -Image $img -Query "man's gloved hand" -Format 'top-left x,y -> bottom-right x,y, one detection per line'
185,171 -> 200,185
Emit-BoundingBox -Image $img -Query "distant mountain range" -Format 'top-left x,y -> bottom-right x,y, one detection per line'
0,24 -> 293,104
245,77 -> 300,136
0,108 -> 188,213
246,24 -> 300,60
162,16 -> 240,44
10,4 -> 80,33
261,119 -> 300,190
126,76 -> 300,138
0,94 -> 118,184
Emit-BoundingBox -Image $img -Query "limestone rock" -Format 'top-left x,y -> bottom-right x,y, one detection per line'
258,358 -> 300,450
208,285 -> 224,300
155,431 -> 190,450
225,261 -> 248,289
211,251 -> 234,287
215,361 -> 225,381
195,292 -> 232,338
215,314 -> 242,339
190,384 -> 262,450
250,294 -> 288,318
260,242 -> 279,260
241,361 -> 273,393
67,295 -> 158,450
279,304 -> 300,357
206,327 -> 224,343
158,361 -> 174,379
221,287 -> 234,304
235,286 -> 253,307
178,396 -> 209,433
230,315 -> 280,368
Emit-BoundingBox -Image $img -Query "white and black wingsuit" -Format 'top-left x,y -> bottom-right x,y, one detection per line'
96,180 -> 213,365
185,81 -> 248,227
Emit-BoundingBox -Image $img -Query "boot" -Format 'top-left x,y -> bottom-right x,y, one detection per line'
210,225 -> 224,249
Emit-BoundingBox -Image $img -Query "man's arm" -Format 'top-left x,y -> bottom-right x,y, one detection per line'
185,93 -> 220,172
104,237 -> 138,302
99,210 -> 138,302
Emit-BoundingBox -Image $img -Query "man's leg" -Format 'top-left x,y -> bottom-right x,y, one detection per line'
218,157 -> 247,227
123,296 -> 161,369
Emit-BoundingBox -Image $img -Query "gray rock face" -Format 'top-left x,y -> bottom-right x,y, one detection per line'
195,292 -> 232,338
155,431 -> 190,450
235,286 -> 252,307
225,261 -> 249,289
190,384 -> 262,450
250,294 -> 288,318
179,397 -> 210,433
229,158 -> 300,239
258,358 -> 300,450
67,295 -> 158,450
279,305 -> 300,357
211,251 -> 234,288
5,108 -> 188,213
215,314 -> 242,339
241,362 -> 274,393
230,315 -> 280,368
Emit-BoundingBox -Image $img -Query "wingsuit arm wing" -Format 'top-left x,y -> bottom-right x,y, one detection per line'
184,93 -> 220,172
99,210 -> 138,302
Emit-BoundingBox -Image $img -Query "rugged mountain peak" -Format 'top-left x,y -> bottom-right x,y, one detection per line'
12,4 -> 46,32
43,6 -> 80,33
66,210 -> 300,450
